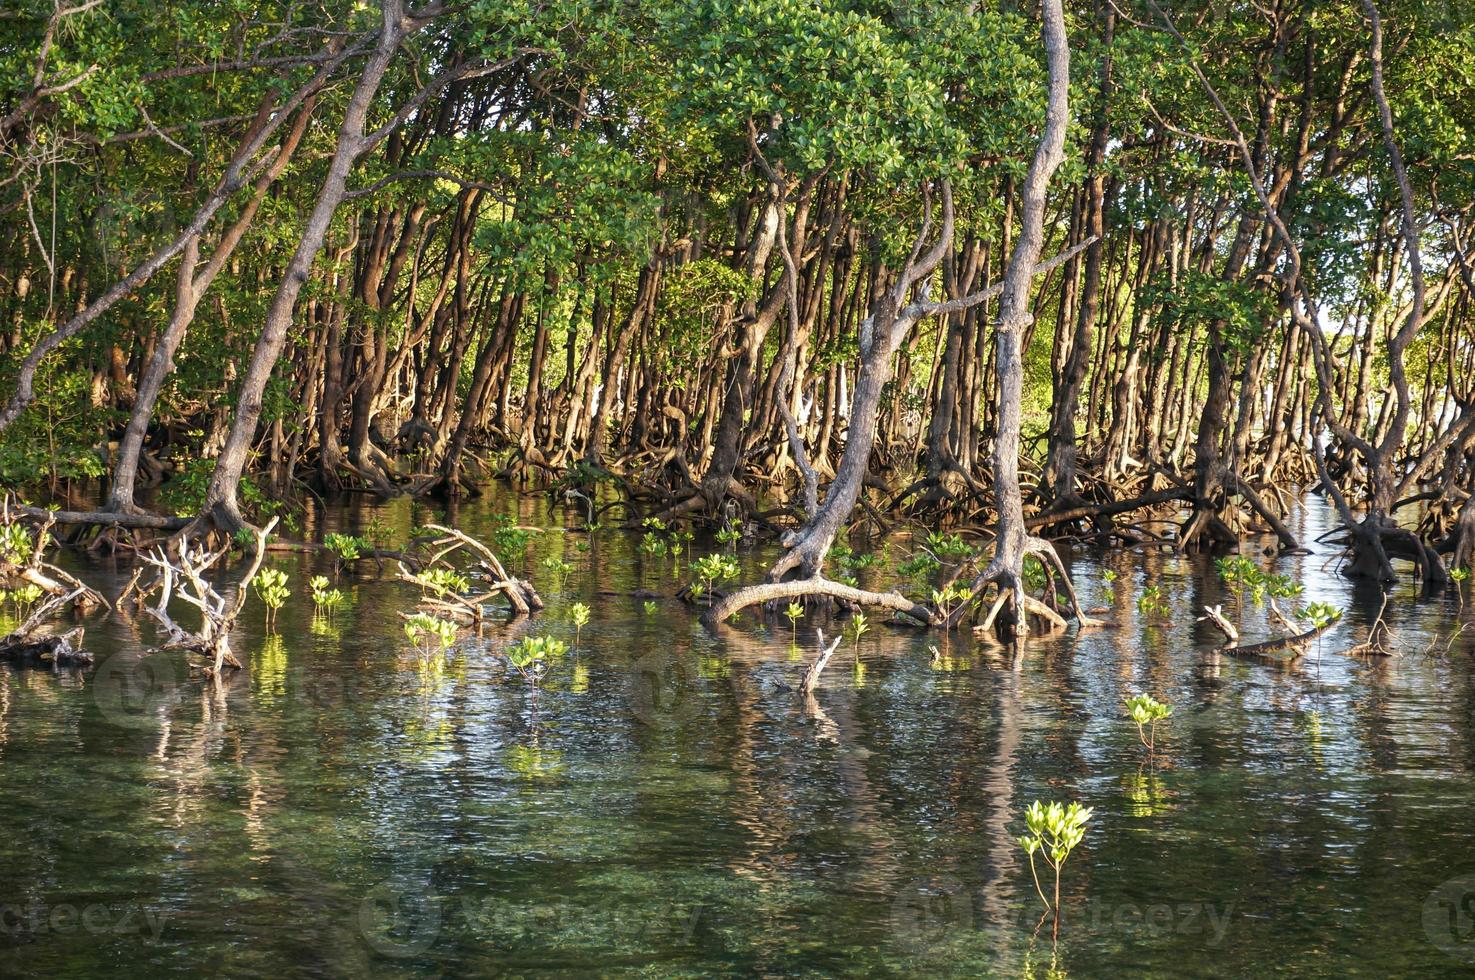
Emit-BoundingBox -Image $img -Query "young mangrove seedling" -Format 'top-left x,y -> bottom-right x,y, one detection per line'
324,532 -> 367,575
254,567 -> 291,630
930,581 -> 971,627
1136,585 -> 1170,623
506,634 -> 568,688
846,612 -> 870,653
1102,568 -> 1118,604
1299,601 -> 1343,660
309,575 -> 346,618
642,600 -> 658,617
924,530 -> 975,563
1016,800 -> 1093,940
715,519 -> 741,550
689,553 -> 740,605
898,552 -> 942,588
419,567 -> 469,598
1125,693 -> 1173,754
489,516 -> 537,569
1452,566 -> 1470,608
785,601 -> 804,642
542,556 -> 575,590
570,602 -> 590,646
403,612 -> 457,656
639,531 -> 669,559
1022,556 -> 1048,592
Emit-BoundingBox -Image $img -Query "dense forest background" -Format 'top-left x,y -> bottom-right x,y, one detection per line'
1,0 -> 1472,595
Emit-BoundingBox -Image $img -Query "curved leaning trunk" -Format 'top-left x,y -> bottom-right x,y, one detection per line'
108,96 -> 319,514
767,313 -> 912,581
198,3 -> 416,533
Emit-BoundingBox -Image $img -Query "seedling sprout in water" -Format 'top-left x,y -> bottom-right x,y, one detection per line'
1126,692 -> 1173,755
1017,800 -> 1093,941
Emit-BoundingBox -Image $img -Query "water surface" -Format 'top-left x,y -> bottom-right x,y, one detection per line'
2,493 -> 1473,977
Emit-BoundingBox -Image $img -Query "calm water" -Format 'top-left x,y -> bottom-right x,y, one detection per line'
2,492 -> 1474,978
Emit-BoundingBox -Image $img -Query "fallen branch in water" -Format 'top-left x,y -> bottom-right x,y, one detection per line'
1338,593 -> 1397,657
704,576 -> 934,627
0,586 -> 93,667
1198,603 -> 1334,661
11,503 -> 190,531
416,523 -> 543,617
799,628 -> 844,697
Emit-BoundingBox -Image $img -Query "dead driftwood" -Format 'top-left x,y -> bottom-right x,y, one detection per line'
0,504 -> 108,667
0,502 -> 109,613
1197,603 -> 1335,662
1338,594 -> 1398,658
119,517 -> 278,675
799,628 -> 844,697
400,523 -> 543,621
0,587 -> 93,667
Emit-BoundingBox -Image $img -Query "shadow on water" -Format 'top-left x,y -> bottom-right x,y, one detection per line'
1,490 -> 1473,977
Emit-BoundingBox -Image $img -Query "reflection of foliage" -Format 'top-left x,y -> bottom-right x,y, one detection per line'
505,744 -> 567,780
252,634 -> 288,702
1123,769 -> 1172,818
